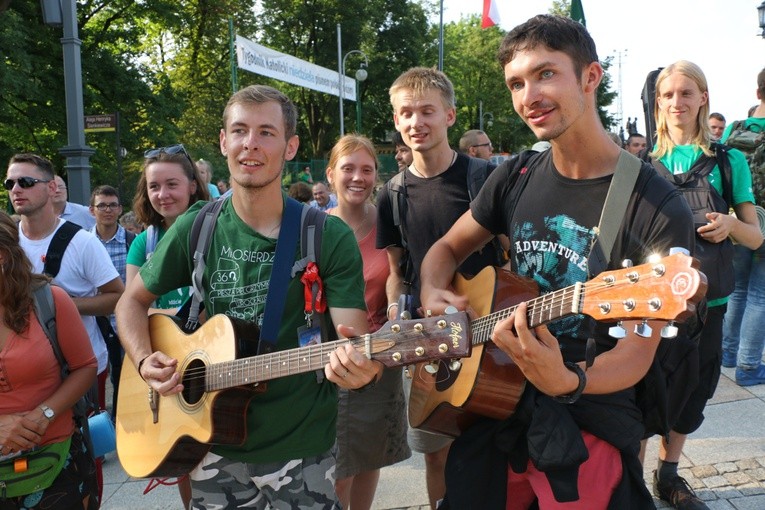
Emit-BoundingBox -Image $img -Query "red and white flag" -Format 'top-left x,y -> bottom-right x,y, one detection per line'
481,0 -> 501,28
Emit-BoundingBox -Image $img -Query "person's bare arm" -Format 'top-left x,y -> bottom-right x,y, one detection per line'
325,307 -> 381,389
70,277 -> 124,316
115,273 -> 182,396
384,247 -> 405,320
419,210 -> 495,315
700,202 -> 763,250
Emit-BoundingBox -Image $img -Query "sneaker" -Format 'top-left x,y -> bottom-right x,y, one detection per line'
721,350 -> 737,368
652,471 -> 709,510
735,364 -> 765,386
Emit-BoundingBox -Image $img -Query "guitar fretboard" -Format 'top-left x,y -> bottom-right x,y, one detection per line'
469,282 -> 584,346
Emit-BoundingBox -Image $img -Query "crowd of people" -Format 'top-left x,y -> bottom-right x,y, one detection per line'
2,12 -> 765,510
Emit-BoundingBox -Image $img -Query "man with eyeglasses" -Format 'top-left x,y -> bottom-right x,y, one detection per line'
89,185 -> 134,421
52,175 -> 96,229
459,129 -> 494,161
116,85 -> 379,509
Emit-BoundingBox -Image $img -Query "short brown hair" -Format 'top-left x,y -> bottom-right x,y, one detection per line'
222,85 -> 298,140
8,153 -> 55,180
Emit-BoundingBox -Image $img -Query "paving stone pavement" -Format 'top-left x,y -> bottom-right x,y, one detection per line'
100,363 -> 764,509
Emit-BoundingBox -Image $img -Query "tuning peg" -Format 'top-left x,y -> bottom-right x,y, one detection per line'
621,259 -> 634,268
423,362 -> 439,374
403,367 -> 413,379
425,310 -> 433,318
609,322 -> 626,339
661,321 -> 679,338
400,310 -> 411,320
449,360 -> 462,371
634,320 -> 653,338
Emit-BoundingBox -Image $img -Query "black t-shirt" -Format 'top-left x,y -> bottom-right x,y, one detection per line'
472,150 -> 695,359
377,152 -> 499,308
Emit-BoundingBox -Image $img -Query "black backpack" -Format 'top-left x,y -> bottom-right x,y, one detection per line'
648,143 -> 735,300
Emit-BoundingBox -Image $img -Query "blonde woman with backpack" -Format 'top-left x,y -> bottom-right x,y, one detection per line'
647,60 -> 763,510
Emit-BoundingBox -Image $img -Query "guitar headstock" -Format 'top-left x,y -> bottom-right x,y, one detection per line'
580,252 -> 707,323
361,311 -> 471,368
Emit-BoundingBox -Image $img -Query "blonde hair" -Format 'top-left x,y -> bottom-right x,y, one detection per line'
326,134 -> 379,196
653,60 -> 712,159
389,67 -> 456,111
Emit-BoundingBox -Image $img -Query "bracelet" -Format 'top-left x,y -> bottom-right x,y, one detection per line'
386,302 -> 398,318
137,355 -> 150,383
551,362 -> 586,404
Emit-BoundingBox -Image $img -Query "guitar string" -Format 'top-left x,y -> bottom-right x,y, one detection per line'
172,268 -> 667,386
469,269 -> 663,343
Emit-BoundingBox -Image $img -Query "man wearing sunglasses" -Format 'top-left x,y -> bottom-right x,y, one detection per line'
52,175 -> 96,230
116,85 -> 379,509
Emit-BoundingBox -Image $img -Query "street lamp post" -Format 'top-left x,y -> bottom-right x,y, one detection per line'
478,100 -> 493,131
758,1 -> 765,38
41,0 -> 95,206
339,50 -> 369,136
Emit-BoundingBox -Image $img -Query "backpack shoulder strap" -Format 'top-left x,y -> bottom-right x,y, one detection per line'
387,171 -> 407,249
43,221 -> 81,278
185,199 -> 227,330
712,143 -> 734,208
125,229 -> 136,251
466,157 -> 492,201
32,283 -> 68,380
292,204 -> 326,277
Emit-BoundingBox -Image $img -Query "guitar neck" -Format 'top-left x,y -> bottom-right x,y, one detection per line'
469,281 -> 584,346
204,337 -> 352,392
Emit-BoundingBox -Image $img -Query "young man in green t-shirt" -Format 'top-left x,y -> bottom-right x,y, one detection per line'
116,84 -> 381,509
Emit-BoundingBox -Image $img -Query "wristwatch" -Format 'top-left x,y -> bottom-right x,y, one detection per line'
40,405 -> 55,421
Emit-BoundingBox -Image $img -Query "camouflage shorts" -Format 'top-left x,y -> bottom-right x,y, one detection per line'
187,448 -> 341,509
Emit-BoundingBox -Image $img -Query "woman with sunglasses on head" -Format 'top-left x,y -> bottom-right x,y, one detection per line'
125,145 -> 209,314
0,211 -> 99,510
645,61 -> 763,510
326,135 -> 411,510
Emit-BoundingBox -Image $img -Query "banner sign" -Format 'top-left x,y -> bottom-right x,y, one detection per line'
236,35 -> 356,101
84,114 -> 116,133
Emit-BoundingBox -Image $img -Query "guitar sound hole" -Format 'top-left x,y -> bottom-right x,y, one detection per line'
181,359 -> 207,406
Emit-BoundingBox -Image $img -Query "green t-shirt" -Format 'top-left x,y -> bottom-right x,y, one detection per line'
140,195 -> 365,463
126,227 -> 190,309
660,144 -> 755,306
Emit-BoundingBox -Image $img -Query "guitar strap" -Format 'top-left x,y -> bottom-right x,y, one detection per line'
584,149 -> 641,369
258,197 -> 303,354
586,149 -> 642,278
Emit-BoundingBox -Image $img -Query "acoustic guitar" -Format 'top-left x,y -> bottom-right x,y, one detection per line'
408,252 -> 707,437
116,311 -> 470,478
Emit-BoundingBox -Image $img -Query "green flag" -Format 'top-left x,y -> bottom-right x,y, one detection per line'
571,0 -> 586,26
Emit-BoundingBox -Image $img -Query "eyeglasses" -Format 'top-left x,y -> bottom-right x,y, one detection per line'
471,142 -> 493,150
144,144 -> 195,170
3,176 -> 52,190
94,203 -> 121,211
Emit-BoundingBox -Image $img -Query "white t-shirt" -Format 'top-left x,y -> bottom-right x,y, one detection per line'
19,219 -> 119,373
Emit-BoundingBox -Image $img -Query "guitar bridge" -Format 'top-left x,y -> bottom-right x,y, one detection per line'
149,388 -> 159,424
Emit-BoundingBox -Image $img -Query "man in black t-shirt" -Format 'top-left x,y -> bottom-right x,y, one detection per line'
419,15 -> 695,509
376,67 -> 501,510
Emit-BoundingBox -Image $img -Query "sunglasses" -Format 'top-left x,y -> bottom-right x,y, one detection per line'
144,144 -> 195,171
471,142 -> 493,149
4,176 -> 52,190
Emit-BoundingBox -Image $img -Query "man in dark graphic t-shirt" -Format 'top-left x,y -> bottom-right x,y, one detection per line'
419,15 -> 695,509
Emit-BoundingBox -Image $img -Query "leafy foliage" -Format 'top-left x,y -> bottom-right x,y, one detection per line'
0,0 -> 616,211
